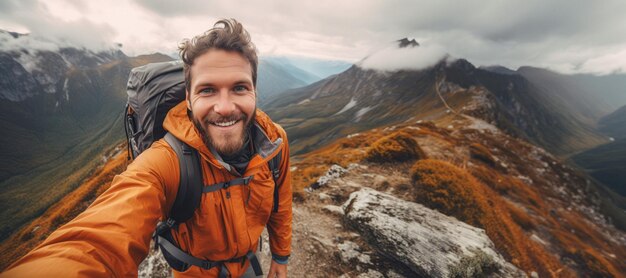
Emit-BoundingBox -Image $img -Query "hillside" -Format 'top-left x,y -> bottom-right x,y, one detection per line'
598,104 -> 626,139
283,115 -> 625,277
0,144 -> 129,270
571,104 -> 626,197
572,138 -> 626,196
0,44 -> 173,240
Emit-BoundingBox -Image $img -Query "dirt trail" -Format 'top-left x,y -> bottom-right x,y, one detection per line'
256,164 -> 416,278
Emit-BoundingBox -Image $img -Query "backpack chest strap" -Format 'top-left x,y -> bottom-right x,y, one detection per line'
202,176 -> 253,193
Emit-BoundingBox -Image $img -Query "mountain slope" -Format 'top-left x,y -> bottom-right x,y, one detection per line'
598,104 -> 626,139
256,58 -> 318,103
288,116 -> 626,276
571,104 -> 626,196
517,67 -> 616,123
0,38 -> 172,240
572,139 -> 626,196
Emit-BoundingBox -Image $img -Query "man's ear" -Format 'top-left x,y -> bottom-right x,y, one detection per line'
186,90 -> 191,111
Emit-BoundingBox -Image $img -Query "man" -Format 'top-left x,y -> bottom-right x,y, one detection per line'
2,19 -> 292,278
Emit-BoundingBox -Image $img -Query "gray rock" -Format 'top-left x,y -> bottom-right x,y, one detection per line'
138,246 -> 172,278
342,188 -> 525,278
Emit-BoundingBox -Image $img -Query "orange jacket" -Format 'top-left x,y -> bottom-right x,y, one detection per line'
2,102 -> 292,277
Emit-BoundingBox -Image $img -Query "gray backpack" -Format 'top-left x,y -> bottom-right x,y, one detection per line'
125,60 -> 185,158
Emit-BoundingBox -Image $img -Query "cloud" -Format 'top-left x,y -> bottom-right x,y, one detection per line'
1,0 -> 625,74
360,43 -> 448,71
0,0 -> 116,52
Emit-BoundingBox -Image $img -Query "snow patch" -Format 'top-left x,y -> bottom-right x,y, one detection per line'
355,106 -> 375,122
297,98 -> 310,105
63,78 -> 70,101
334,97 -> 357,115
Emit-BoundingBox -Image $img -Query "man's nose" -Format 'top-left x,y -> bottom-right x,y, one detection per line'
213,90 -> 236,115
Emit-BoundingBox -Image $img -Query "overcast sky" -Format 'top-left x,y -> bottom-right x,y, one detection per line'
1,0 -> 625,74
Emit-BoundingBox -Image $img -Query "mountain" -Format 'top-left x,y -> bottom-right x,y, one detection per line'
517,67 -> 620,123
569,73 -> 626,111
256,58 -> 319,103
572,139 -> 626,196
0,31 -> 173,240
263,56 -> 351,83
256,56 -> 352,105
263,57 -> 607,156
598,104 -> 626,139
572,105 -> 626,196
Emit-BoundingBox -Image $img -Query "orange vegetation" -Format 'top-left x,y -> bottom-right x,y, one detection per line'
291,118 -> 626,276
0,149 -> 130,270
469,143 -> 496,167
365,131 -> 426,163
410,159 -> 564,276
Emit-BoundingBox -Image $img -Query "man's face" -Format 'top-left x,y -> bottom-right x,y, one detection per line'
186,49 -> 256,156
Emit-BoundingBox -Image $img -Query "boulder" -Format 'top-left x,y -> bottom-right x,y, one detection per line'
342,188 -> 525,278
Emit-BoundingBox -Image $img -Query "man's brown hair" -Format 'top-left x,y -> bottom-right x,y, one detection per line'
179,18 -> 258,92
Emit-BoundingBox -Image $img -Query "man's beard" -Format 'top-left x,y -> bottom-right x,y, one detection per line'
189,108 -> 256,156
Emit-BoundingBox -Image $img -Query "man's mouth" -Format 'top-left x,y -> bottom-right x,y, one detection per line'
210,120 -> 239,127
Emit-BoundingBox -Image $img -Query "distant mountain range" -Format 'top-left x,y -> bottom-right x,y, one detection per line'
263,56 -> 620,157
257,56 -> 351,105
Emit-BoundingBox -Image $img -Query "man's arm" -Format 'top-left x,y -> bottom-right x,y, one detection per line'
1,141 -> 179,277
266,125 -> 293,270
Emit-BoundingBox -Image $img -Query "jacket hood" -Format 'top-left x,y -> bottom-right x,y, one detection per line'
162,101 -> 284,171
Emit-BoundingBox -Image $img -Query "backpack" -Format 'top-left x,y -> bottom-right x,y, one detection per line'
124,61 -> 282,276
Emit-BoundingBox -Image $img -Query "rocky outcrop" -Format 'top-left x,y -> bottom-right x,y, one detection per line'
138,247 -> 172,278
342,188 -> 525,277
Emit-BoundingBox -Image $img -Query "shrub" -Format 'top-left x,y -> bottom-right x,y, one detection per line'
410,159 -> 485,227
365,131 -> 425,163
469,143 -> 496,167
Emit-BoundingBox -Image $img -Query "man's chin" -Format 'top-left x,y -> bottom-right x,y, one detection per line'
206,125 -> 246,155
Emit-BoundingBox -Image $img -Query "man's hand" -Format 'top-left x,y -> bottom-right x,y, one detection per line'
267,260 -> 287,278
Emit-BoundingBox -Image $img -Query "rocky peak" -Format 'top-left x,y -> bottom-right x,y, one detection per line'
0,31 -> 127,102
397,38 -> 419,48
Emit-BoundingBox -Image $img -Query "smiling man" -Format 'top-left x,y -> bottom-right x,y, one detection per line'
2,19 -> 292,278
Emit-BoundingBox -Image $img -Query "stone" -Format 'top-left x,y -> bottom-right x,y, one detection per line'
342,188 -> 525,278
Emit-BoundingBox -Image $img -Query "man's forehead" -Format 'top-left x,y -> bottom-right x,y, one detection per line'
191,49 -> 252,73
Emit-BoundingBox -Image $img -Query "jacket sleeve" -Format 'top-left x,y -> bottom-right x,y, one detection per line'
267,125 -> 293,258
1,141 -> 179,277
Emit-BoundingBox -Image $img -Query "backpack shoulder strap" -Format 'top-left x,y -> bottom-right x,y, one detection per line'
163,132 -> 203,223
268,149 -> 283,213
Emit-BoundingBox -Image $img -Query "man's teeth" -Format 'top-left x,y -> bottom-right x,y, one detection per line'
213,120 -> 237,127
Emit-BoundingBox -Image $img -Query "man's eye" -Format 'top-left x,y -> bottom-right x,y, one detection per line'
199,88 -> 215,94
233,85 -> 249,93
